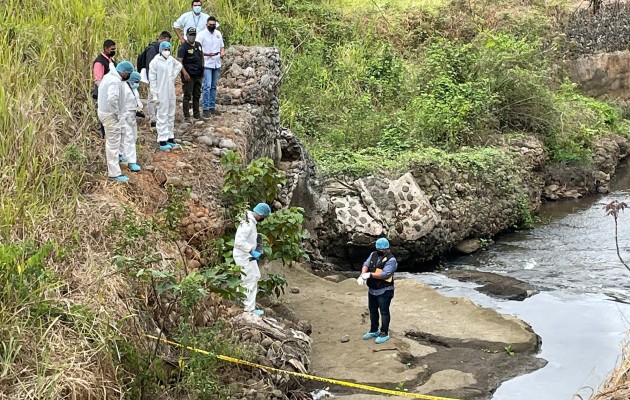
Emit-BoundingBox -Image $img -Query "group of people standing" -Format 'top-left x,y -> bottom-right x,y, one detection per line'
91,2 -> 399,343
92,0 -> 224,182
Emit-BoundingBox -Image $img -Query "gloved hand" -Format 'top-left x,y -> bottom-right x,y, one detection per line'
250,250 -> 262,260
151,93 -> 159,102
356,277 -> 365,285
136,111 -> 146,118
361,272 -> 371,280
136,101 -> 144,111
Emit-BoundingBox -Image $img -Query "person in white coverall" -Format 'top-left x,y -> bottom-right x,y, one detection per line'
97,60 -> 134,182
149,41 -> 182,151
233,203 -> 272,316
120,71 -> 144,172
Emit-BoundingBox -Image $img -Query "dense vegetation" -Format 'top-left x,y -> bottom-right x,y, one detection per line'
216,0 -> 630,176
0,0 -> 626,397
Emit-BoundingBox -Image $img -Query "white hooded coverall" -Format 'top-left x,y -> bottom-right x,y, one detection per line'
121,83 -> 143,164
97,65 -> 126,178
233,211 -> 261,312
148,54 -> 182,143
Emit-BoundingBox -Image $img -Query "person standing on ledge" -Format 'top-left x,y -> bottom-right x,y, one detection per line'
196,16 -> 224,118
233,203 -> 272,317
358,237 -> 397,344
149,41 -> 182,151
173,0 -> 217,44
177,27 -> 205,122
97,61 -> 134,182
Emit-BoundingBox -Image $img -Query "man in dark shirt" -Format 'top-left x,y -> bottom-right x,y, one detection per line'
177,27 -> 205,121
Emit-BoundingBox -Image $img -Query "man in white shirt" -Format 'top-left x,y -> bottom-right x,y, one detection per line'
196,16 -> 225,118
173,0 -> 218,44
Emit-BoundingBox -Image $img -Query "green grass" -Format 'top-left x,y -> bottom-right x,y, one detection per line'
328,0 -> 446,13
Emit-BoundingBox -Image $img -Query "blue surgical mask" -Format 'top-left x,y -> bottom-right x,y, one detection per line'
192,5 -> 202,13
131,83 -> 139,90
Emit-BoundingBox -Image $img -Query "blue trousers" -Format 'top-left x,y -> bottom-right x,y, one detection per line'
368,289 -> 394,335
202,67 -> 220,111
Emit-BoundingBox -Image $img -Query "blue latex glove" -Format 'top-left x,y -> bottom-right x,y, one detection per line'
250,250 -> 262,260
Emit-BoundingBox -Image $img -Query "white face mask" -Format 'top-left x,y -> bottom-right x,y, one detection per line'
162,50 -> 171,58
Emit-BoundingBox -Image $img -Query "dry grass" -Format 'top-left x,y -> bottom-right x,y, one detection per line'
591,339 -> 630,400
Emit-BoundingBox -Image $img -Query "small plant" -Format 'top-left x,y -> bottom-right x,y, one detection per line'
479,238 -> 494,250
258,273 -> 288,300
395,381 -> 408,392
604,200 -> 629,272
504,345 -> 515,356
515,195 -> 535,230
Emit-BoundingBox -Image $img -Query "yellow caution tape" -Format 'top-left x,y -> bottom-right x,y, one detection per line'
145,334 -> 462,400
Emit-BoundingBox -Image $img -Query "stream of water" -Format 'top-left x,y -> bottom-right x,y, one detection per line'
411,159 -> 630,399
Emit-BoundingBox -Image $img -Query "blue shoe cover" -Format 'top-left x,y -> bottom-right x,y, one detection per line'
110,175 -> 129,183
375,335 -> 390,344
159,144 -> 172,151
119,154 -> 127,163
362,330 -> 380,340
168,142 -> 181,149
252,309 -> 264,316
128,163 -> 141,172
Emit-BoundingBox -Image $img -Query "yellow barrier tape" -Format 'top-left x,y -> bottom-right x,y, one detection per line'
145,334 -> 462,400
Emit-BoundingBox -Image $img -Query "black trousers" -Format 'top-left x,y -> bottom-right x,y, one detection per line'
182,76 -> 202,118
368,289 -> 394,335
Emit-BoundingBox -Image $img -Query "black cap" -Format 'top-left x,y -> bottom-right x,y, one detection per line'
186,27 -> 197,35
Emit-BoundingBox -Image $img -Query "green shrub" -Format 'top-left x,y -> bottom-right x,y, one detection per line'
221,150 -> 287,219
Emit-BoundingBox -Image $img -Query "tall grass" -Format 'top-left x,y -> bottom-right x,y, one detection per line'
0,1 -> 189,397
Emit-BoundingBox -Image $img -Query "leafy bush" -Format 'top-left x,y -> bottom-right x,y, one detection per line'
258,274 -> 288,300
221,150 -> 286,218
259,207 -> 310,265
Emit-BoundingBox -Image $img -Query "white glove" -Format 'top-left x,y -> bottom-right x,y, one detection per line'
361,272 -> 371,280
136,101 -> 144,111
356,277 -> 365,286
151,93 -> 159,102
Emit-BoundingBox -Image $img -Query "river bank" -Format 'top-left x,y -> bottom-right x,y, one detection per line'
425,161 -> 630,400
265,262 -> 544,399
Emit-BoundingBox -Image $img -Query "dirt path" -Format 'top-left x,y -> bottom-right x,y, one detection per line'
266,263 -> 546,400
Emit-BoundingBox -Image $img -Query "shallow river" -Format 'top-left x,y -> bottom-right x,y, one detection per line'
411,159 -> 630,400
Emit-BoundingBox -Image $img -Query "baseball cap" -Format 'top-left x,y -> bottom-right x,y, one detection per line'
186,27 -> 197,35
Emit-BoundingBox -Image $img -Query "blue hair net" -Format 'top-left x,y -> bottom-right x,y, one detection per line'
253,203 -> 271,217
159,41 -> 172,52
115,60 -> 134,74
128,71 -> 141,83
375,238 -> 390,250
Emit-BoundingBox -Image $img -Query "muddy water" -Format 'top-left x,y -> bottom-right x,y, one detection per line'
413,159 -> 630,399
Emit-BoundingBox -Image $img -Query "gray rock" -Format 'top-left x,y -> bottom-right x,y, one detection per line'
340,335 -> 350,343
196,136 -> 215,146
219,138 -> 237,150
456,239 -> 481,254
165,176 -> 188,188
323,274 -> 347,283
289,287 -> 300,294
